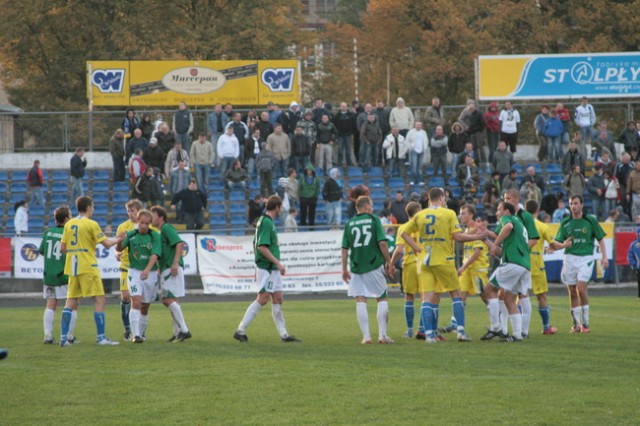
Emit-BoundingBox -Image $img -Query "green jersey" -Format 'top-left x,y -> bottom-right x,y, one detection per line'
515,208 -> 540,242
38,226 -> 68,286
120,229 -> 162,271
495,214 -> 530,270
254,214 -> 279,270
342,213 -> 387,274
158,223 -> 184,270
555,214 -> 605,256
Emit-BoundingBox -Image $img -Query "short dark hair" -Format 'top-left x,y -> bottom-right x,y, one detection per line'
501,201 -> 516,215
150,205 -> 168,223
525,199 -> 539,214
54,207 -> 71,226
570,195 -> 584,205
76,196 -> 93,213
460,204 -> 477,218
266,195 -> 283,211
428,187 -> 444,202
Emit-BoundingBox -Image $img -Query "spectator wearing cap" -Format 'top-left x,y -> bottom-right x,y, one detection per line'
109,128 -> 126,182
390,97 -> 414,138
190,132 -> 214,192
143,137 -> 165,178
587,164 -> 606,220
27,159 -> 44,208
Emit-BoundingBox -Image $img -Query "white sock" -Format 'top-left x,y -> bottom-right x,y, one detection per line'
238,301 -> 262,334
172,319 -> 180,336
487,299 -> 500,331
582,305 -> 590,327
571,307 -> 582,327
44,308 -> 55,338
499,300 -> 509,335
509,313 -> 523,339
140,314 -> 149,337
377,301 -> 389,339
520,297 -> 532,335
271,304 -> 288,338
68,310 -> 78,339
129,308 -> 141,337
168,302 -> 188,333
356,302 -> 371,340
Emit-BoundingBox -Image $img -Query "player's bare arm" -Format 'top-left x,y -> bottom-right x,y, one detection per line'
258,245 -> 285,275
400,231 -> 422,255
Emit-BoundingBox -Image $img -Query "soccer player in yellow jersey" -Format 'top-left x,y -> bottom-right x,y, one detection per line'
401,187 -> 487,343
59,196 -> 125,346
525,200 -> 558,335
390,201 -> 423,339
441,204 -> 490,333
115,200 -> 142,341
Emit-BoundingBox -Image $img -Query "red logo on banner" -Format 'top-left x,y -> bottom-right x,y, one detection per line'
0,238 -> 12,277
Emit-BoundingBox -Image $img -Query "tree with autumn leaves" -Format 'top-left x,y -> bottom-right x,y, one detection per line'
2,0 -> 640,112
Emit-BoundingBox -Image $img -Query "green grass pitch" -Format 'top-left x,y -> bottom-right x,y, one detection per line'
1,295 -> 639,425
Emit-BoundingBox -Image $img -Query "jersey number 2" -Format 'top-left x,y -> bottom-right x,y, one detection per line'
424,215 -> 436,235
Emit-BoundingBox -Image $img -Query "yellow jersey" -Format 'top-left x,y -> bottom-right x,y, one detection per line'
531,219 -> 554,270
396,222 -> 418,266
116,219 -> 137,270
62,216 -> 106,276
403,206 -> 461,266
462,227 -> 489,271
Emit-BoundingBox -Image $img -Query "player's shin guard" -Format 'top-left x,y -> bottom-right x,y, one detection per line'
121,301 -> 131,332
238,301 -> 262,333
69,310 -> 78,339
571,307 -> 581,327
129,308 -> 141,338
520,297 -> 532,335
140,314 -> 148,337
404,301 -> 414,330
377,300 -> 389,338
509,313 -> 523,339
487,298 -> 500,331
60,308 -> 72,344
271,303 -> 288,338
44,308 -> 55,338
168,302 -> 188,333
581,305 -> 590,327
538,306 -> 550,330
356,302 -> 370,340
421,302 -> 434,338
94,312 -> 106,341
499,300 -> 509,335
452,297 -> 465,331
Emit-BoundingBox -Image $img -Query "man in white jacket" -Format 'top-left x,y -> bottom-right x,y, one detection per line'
575,96 -> 596,157
390,97 -> 414,138
217,126 -> 240,178
405,122 -> 428,184
382,127 -> 408,177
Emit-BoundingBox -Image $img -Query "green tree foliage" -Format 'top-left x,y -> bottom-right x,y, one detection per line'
0,0 -> 306,111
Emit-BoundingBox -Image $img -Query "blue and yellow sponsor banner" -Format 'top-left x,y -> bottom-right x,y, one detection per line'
478,53 -> 640,100
87,60 -> 300,106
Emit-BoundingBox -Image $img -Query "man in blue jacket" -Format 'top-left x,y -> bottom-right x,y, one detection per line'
544,109 -> 564,163
626,228 -> 640,298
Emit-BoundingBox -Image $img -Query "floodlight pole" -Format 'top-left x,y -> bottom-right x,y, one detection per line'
354,37 -> 359,102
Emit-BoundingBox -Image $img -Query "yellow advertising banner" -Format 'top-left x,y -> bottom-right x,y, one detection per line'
87,60 -> 300,106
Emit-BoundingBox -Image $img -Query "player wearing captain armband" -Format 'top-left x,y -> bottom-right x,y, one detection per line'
38,207 -> 78,345
390,201 -> 423,339
116,209 -> 162,343
401,187 -> 487,344
60,196 -> 126,346
546,195 -> 607,334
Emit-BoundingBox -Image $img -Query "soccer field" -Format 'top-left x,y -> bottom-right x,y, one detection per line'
1,294 -> 639,425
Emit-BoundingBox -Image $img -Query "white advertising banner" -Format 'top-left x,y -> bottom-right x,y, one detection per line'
14,237 -> 120,279
197,231 -> 346,294
180,233 -> 198,276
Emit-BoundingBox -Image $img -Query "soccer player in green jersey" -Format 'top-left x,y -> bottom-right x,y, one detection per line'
38,207 -> 78,344
233,195 -> 301,343
484,201 -> 531,342
60,196 -> 125,346
547,195 -> 607,333
116,210 -> 162,343
150,206 -> 192,342
342,196 -> 395,344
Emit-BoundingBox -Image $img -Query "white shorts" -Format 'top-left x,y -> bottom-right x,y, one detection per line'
561,254 -> 594,286
489,263 -> 531,295
128,269 -> 159,304
348,266 -> 388,298
43,285 -> 68,300
160,267 -> 185,298
257,268 -> 283,293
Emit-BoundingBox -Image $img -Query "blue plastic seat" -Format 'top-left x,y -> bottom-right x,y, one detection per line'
229,191 -> 246,201
93,170 -> 111,180
113,181 -> 130,192
229,203 -> 246,213
93,182 -> 110,192
209,191 -> 225,202
113,192 -> 130,203
52,171 -> 68,181
51,193 -> 68,204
